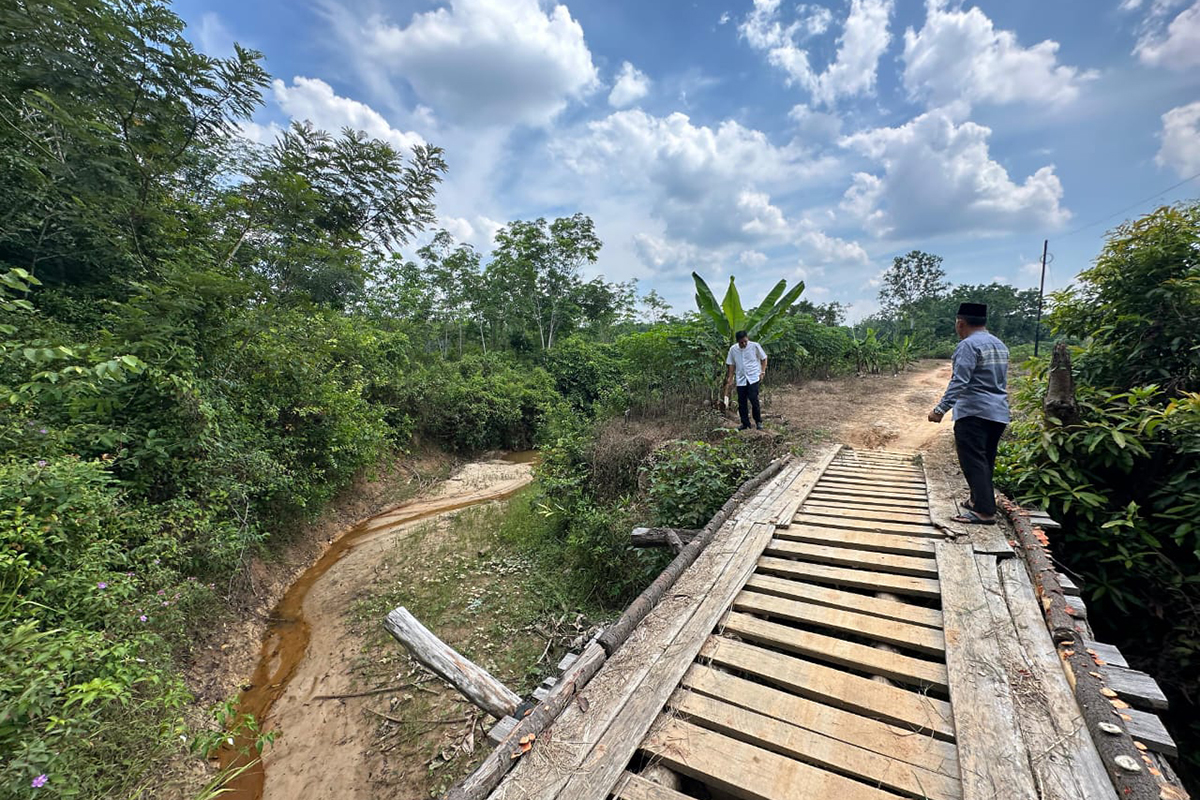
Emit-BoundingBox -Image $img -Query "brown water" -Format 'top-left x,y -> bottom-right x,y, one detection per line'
218,451 -> 536,799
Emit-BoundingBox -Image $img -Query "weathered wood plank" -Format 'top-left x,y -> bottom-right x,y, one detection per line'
382,606 -> 521,719
668,690 -> 962,800
743,573 -> 944,628
640,716 -> 906,800
765,538 -> 938,577
767,445 -> 845,527
1065,593 -> 1088,619
611,772 -> 694,800
935,543 -> 1039,800
808,490 -> 931,509
773,524 -> 936,557
793,513 -> 942,538
700,636 -> 955,738
799,503 -> 934,525
814,479 -> 930,499
722,610 -> 948,689
680,664 -> 959,774
1057,572 -> 1080,596
1101,664 -> 1169,710
824,470 -> 926,487
996,556 -> 1118,800
1124,708 -> 1178,757
1083,639 -> 1128,668
733,589 -> 945,654
758,555 -> 942,598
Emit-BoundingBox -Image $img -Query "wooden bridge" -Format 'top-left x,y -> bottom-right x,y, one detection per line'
387,445 -> 1187,800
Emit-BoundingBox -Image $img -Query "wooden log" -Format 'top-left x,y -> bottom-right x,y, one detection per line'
998,496 -> 1168,800
383,606 -> 521,719
629,527 -> 699,548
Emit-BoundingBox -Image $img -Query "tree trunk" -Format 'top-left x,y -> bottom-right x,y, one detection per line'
1044,342 -> 1079,427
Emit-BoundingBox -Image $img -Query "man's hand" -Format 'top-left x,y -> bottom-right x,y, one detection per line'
928,408 -> 945,423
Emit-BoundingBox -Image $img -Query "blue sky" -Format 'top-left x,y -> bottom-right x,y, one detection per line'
178,0 -> 1200,320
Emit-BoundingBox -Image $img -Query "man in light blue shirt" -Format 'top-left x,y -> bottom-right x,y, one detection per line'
724,331 -> 768,430
928,302 -> 1010,524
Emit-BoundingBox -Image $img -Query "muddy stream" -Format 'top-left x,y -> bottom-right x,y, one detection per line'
219,452 -> 537,800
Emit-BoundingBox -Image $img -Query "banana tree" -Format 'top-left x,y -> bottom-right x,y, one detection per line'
692,272 -> 805,348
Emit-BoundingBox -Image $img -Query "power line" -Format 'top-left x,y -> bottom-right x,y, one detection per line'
1058,169 -> 1200,240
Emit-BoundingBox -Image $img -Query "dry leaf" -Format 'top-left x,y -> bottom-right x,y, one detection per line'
1100,688 -> 1119,698
1089,671 -> 1103,679
577,694 -> 590,712
1134,741 -> 1148,751
1110,699 -> 1131,709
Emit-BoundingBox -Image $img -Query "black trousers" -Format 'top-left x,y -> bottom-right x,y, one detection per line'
953,415 -> 1006,516
737,381 -> 762,427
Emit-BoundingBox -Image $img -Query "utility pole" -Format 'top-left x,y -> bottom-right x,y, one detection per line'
1034,239 -> 1048,357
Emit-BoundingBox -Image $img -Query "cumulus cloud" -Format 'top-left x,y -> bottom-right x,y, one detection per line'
797,222 -> 870,264
1134,0 -> 1200,69
271,77 -> 424,151
839,108 -> 1070,238
609,62 -> 651,108
1156,101 -> 1200,177
194,12 -> 235,56
439,214 -> 503,248
740,0 -> 894,106
902,1 -> 1096,108
325,0 -> 598,127
553,109 -> 838,248
632,233 -> 722,275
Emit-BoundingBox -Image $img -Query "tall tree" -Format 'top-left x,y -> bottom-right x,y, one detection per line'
878,250 -> 948,324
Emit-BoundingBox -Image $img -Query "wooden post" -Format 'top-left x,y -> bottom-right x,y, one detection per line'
629,527 -> 700,549
1044,342 -> 1079,427
383,607 -> 521,719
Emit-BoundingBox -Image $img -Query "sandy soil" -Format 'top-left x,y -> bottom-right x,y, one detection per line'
255,456 -> 534,800
771,360 -> 954,451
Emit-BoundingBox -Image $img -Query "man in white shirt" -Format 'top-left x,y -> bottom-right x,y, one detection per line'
724,330 -> 768,430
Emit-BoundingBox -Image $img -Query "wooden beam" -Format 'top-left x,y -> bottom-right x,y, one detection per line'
641,716 -> 905,800
758,555 -> 942,598
935,543 -> 1039,800
733,589 -> 945,654
701,636 -> 955,738
680,663 -> 959,774
383,606 -> 521,719
721,610 -> 948,689
793,513 -> 942,537
764,538 -> 939,577
629,527 -> 699,548
668,690 -> 962,800
799,503 -> 934,525
773,523 -> 936,557
611,772 -> 693,800
808,490 -> 931,510
743,572 -> 943,628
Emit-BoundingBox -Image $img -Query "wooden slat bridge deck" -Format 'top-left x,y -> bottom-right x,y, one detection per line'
459,446 -> 1173,800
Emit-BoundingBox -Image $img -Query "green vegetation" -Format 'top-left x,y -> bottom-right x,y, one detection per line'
997,202 -> 1200,780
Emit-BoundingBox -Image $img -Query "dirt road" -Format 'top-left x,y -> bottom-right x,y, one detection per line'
772,360 -> 954,451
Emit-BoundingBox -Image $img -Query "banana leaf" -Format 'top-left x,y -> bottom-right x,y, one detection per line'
749,280 -> 805,342
692,272 -> 731,339
721,276 -> 746,335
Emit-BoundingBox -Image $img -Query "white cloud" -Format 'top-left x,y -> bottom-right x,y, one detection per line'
239,120 -> 285,145
1156,101 -> 1200,177
740,250 -> 769,267
609,62 -> 652,108
839,108 -> 1070,238
439,214 -> 503,248
902,1 -> 1096,109
740,0 -> 894,106
271,77 -> 424,152
719,11 -> 732,25
331,0 -> 599,127
632,233 -> 721,275
789,104 -> 844,141
797,222 -> 870,264
195,12 -> 235,56
1135,1 -> 1200,69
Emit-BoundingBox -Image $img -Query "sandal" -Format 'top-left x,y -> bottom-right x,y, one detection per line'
951,509 -> 996,525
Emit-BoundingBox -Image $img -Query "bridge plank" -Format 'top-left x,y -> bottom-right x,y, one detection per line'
701,636 -> 955,738
668,690 -> 962,800
793,513 -> 943,537
765,539 -> 938,577
808,490 -> 931,509
680,664 -> 959,775
814,479 -> 930,499
800,503 -> 934,525
640,716 -> 906,800
774,524 -> 936,557
936,543 -> 1039,800
611,773 -> 693,800
722,611 -> 949,690
831,463 -> 924,478
758,555 -> 942,598
996,558 -> 1118,800
743,573 -> 943,628
733,590 -> 945,655
823,470 -> 926,487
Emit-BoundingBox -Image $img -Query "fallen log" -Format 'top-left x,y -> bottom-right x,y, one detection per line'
629,527 -> 700,548
998,496 -> 1170,800
383,606 -> 522,720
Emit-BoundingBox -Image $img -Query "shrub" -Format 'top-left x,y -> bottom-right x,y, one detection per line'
645,440 -> 750,529
542,336 -> 625,413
